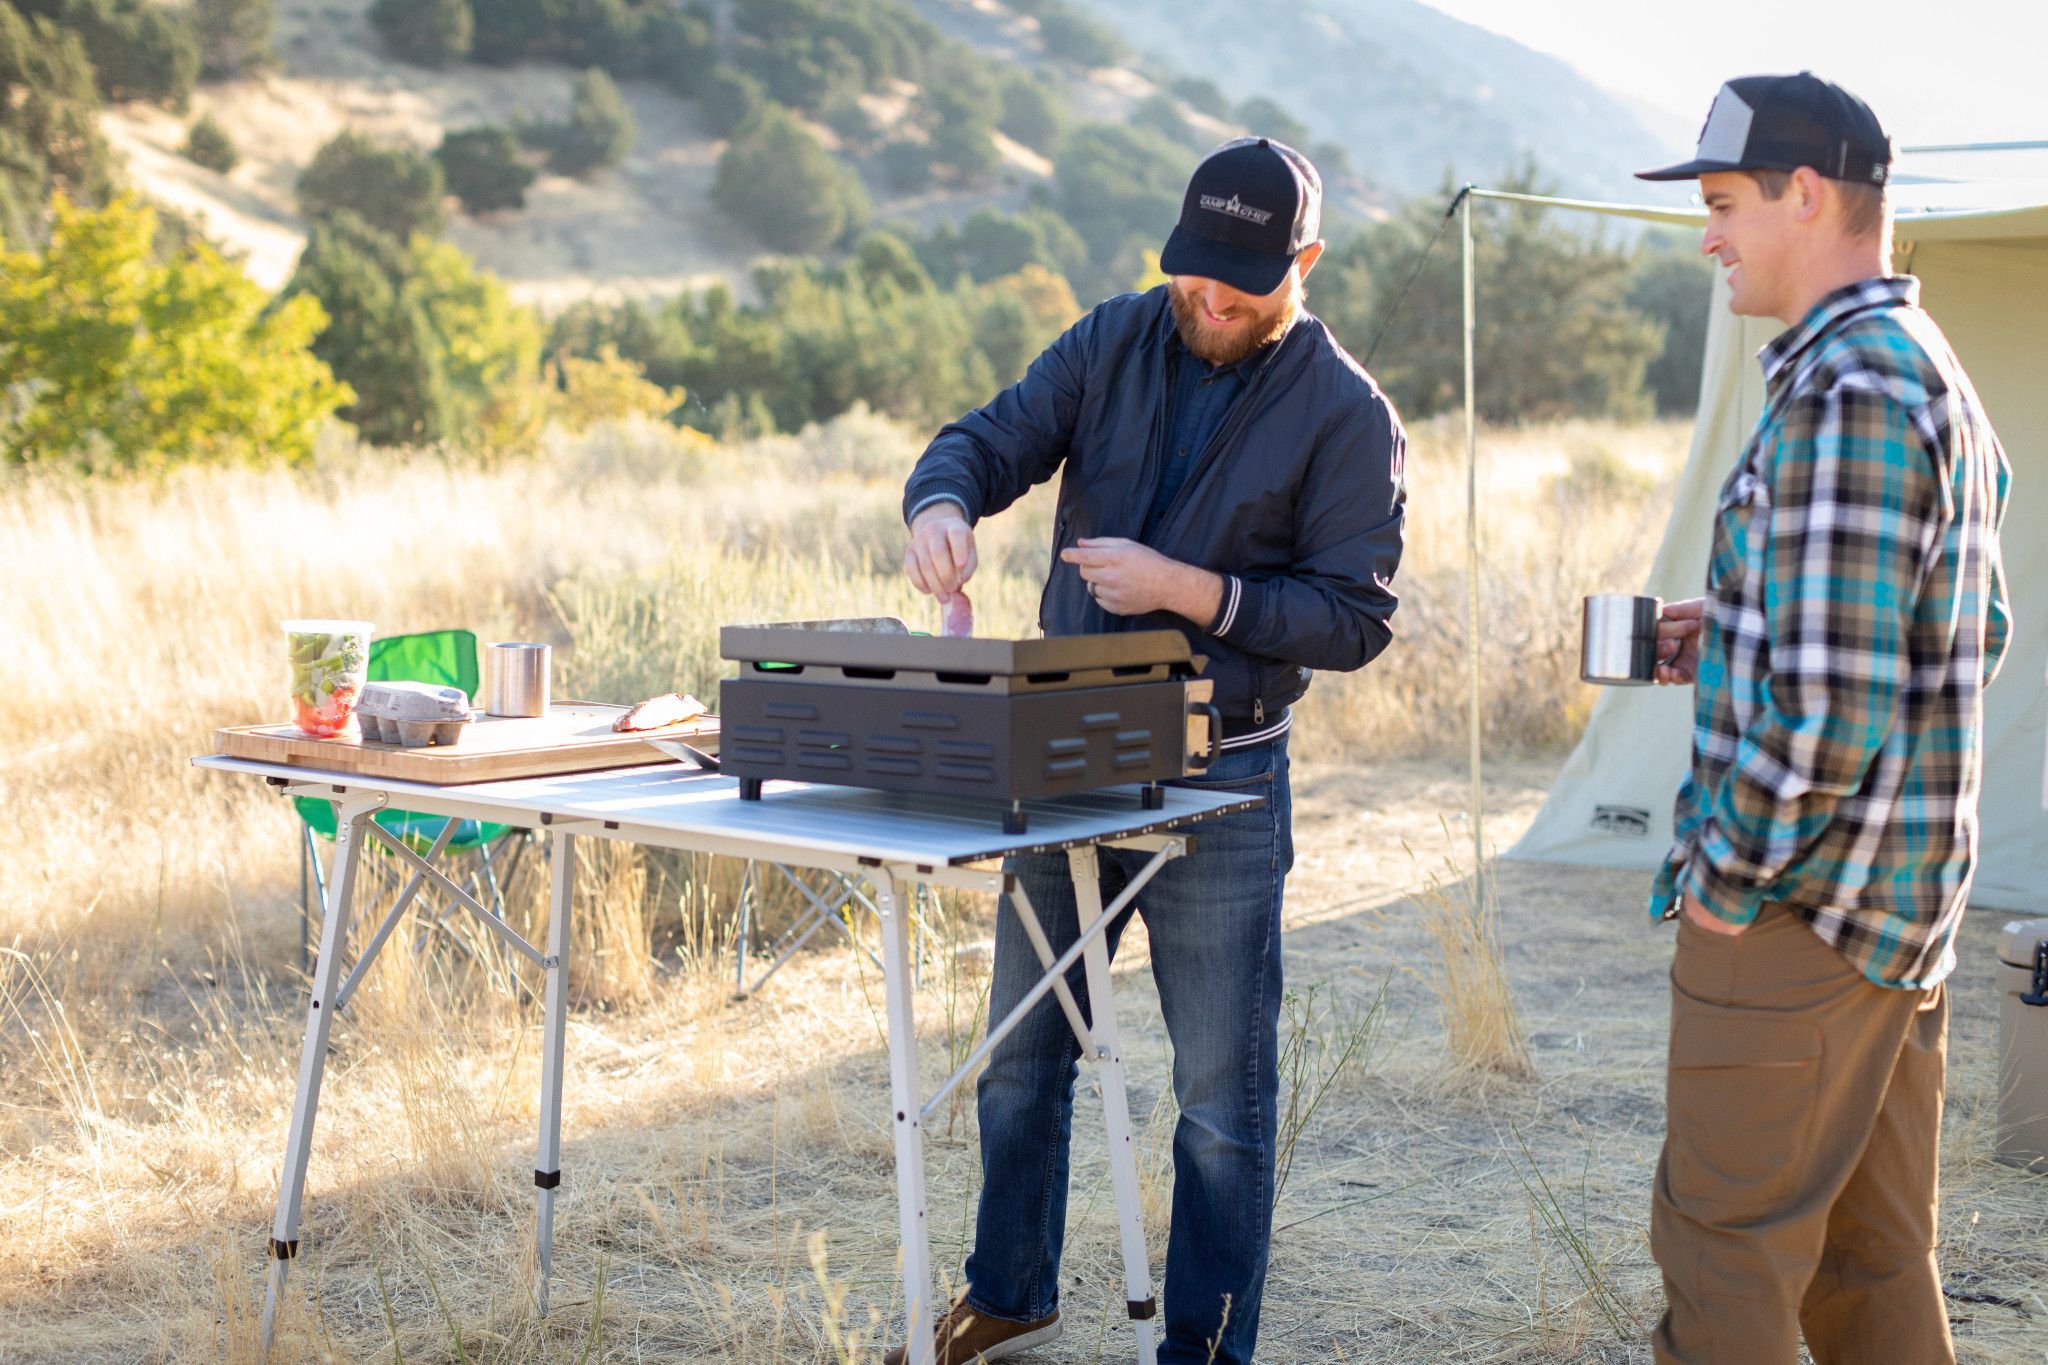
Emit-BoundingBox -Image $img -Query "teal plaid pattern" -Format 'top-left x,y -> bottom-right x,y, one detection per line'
1648,276 -> 2012,988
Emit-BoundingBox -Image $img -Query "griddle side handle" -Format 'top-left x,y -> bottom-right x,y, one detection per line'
1188,701 -> 1224,772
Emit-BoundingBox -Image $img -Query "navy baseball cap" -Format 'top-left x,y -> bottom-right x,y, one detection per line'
1636,72 -> 1893,185
1159,137 -> 1322,296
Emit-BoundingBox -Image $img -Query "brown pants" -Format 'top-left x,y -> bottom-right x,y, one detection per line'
1651,905 -> 1952,1365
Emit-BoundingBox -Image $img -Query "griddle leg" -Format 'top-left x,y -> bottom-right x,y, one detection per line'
261,796 -> 377,1359
1140,782 -> 1165,811
533,830 -> 574,1317
1003,800 -> 1028,836
877,875 -> 936,1364
1068,846 -> 1160,1365
738,777 -> 763,801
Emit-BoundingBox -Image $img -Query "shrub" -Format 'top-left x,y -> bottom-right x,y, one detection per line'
1034,3 -> 1122,68
194,0 -> 270,77
713,103 -> 867,253
642,3 -> 714,98
538,67 -> 633,177
0,194 -> 348,468
997,73 -> 1063,154
180,113 -> 237,173
697,65 -> 765,137
297,131 -> 446,240
436,125 -> 532,213
369,0 -> 471,67
467,0 -> 548,64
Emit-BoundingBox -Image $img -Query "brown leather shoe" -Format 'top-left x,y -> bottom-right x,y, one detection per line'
881,1300 -> 1061,1364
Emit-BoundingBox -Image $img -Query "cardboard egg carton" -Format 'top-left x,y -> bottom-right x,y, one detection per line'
356,680 -> 474,747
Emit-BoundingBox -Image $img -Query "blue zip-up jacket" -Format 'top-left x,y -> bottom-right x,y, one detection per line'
902,285 -> 1406,734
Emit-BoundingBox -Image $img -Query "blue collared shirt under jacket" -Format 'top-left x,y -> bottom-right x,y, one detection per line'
1143,331 -> 1261,541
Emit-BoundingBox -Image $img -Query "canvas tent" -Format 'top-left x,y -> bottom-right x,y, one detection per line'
1496,178 -> 2048,911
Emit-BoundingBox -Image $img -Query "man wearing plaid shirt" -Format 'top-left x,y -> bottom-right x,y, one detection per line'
1634,74 -> 2011,1363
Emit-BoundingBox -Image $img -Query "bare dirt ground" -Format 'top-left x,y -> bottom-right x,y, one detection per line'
5,754 -> 2040,1362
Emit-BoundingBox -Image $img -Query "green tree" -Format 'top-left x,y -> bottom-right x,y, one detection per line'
878,136 -> 931,191
0,194 -> 347,468
285,210 -> 451,445
297,130 -> 446,240
180,113 -> 236,173
1035,3 -> 1122,67
1130,93 -> 1193,148
467,0 -> 548,64
18,0 -> 198,107
698,66 -> 766,137
997,73 -> 1063,154
1053,122 -> 1192,293
1170,75 -> 1226,118
0,4 -> 114,214
1314,169 -> 1662,421
407,234 -> 546,443
194,0 -> 269,76
539,67 -> 633,176
369,0 -> 470,67
1235,95 -> 1309,150
713,103 -> 869,253
436,125 -> 533,213
1627,230 -> 1715,415
642,3 -> 714,98
553,0 -> 640,75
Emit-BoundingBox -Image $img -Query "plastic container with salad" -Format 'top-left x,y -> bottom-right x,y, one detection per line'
283,619 -> 373,737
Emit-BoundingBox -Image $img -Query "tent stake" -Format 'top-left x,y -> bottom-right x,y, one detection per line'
1460,186 -> 1485,885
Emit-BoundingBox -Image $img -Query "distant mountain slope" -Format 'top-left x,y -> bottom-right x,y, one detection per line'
1078,0 -> 1681,201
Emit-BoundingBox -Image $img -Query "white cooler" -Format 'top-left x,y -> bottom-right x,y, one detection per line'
1997,916 -> 2048,1170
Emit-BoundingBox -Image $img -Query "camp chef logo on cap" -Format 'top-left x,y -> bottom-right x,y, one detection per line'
1200,193 -> 1275,225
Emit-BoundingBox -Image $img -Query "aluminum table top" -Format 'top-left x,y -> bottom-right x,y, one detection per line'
193,755 -> 1261,866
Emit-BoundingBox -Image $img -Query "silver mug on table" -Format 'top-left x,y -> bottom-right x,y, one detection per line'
1580,594 -> 1663,686
485,642 -> 552,716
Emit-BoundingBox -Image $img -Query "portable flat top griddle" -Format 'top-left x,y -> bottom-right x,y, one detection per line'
717,618 -> 1221,832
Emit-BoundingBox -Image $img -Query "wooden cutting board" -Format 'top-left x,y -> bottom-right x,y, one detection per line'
215,703 -> 720,785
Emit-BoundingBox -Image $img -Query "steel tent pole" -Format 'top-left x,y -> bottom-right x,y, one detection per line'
1461,186 -> 1485,883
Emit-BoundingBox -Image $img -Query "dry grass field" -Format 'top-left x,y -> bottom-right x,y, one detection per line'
3,413 -> 2041,1362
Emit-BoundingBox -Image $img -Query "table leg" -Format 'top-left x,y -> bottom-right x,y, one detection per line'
261,795 -> 379,1357
877,873 -> 935,1365
533,829 -> 574,1316
1068,847 -> 1159,1365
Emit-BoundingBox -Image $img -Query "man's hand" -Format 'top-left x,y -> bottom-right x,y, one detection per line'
1656,597 -> 1705,685
904,503 -> 977,599
1060,538 -> 1223,623
1677,892 -> 1745,936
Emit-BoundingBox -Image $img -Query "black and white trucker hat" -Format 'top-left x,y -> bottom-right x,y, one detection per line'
1636,72 -> 1893,186
1158,137 -> 1322,296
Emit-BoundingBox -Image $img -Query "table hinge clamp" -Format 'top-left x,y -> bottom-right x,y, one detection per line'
269,1238 -> 299,1261
1127,1297 -> 1157,1321
534,1169 -> 561,1190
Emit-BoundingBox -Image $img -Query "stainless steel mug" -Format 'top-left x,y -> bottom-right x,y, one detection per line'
485,642 -> 552,716
1581,594 -> 1662,685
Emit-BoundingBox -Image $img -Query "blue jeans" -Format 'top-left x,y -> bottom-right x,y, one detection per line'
963,737 -> 1292,1365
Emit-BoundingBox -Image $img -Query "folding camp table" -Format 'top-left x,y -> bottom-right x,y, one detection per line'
193,754 -> 1259,1365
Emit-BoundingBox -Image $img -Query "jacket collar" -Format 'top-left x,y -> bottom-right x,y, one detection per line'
1759,274 -> 1919,387
1147,283 -> 1310,380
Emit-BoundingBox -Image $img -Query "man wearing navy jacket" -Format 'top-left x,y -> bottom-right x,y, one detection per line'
890,138 -> 1406,1365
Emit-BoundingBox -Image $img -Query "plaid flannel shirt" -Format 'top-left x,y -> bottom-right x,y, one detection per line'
1648,276 -> 2012,989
